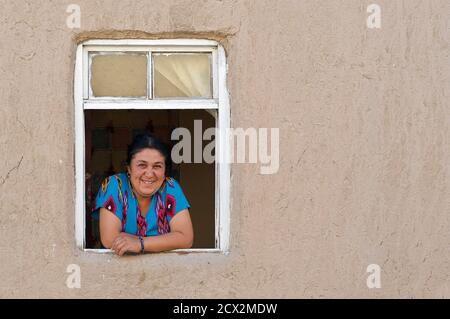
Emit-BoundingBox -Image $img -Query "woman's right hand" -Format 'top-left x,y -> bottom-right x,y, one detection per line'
111,232 -> 141,256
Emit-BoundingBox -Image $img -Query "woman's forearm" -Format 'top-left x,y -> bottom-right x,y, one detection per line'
143,231 -> 193,253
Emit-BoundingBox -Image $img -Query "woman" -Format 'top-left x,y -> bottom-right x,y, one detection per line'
92,133 -> 194,255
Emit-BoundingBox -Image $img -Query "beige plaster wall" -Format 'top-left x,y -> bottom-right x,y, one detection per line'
0,0 -> 449,298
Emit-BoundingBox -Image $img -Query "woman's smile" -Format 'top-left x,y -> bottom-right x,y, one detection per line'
140,179 -> 157,189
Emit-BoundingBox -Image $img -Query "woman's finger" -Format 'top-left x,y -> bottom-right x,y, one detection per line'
114,241 -> 126,254
117,243 -> 129,256
111,238 -> 120,251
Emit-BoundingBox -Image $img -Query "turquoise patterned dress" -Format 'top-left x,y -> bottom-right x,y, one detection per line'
92,173 -> 190,236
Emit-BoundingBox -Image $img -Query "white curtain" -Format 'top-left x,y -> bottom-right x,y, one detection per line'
154,53 -> 211,98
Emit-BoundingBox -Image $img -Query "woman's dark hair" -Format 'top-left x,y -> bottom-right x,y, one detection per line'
126,133 -> 171,175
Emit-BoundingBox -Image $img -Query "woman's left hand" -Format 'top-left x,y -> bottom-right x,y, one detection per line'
111,232 -> 141,256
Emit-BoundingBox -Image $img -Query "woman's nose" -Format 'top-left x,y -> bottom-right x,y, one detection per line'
144,167 -> 156,177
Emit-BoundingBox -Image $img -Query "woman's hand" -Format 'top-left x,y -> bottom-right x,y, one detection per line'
111,232 -> 141,256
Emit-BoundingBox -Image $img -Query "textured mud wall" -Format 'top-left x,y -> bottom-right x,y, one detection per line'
0,0 -> 448,298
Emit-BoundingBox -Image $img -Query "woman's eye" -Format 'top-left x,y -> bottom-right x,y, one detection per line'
138,164 -> 146,168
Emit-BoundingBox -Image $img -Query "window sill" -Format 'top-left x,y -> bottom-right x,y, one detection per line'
82,248 -> 225,254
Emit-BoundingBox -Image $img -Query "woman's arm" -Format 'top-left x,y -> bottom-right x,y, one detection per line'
99,207 -> 122,248
142,209 -> 194,253
109,209 -> 194,255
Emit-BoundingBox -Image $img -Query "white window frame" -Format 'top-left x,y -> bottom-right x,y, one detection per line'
74,39 -> 230,254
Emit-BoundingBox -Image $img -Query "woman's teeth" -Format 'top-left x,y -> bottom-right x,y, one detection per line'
142,180 -> 154,185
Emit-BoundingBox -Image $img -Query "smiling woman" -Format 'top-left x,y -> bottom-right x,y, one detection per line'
91,133 -> 194,255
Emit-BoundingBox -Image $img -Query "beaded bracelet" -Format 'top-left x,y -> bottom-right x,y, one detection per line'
138,236 -> 145,254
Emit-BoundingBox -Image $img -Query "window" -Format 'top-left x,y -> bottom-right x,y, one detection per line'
74,39 -> 230,253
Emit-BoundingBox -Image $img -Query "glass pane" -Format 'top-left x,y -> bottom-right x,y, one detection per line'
90,53 -> 147,97
153,53 -> 212,98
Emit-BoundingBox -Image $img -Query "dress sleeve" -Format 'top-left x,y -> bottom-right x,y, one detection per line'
165,178 -> 190,223
92,175 -> 124,222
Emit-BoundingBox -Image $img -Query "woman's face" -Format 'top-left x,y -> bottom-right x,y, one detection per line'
127,148 -> 166,200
